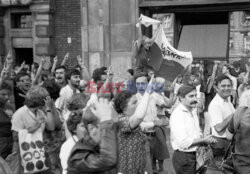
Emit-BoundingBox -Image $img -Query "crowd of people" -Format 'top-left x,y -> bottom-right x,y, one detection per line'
0,20 -> 250,174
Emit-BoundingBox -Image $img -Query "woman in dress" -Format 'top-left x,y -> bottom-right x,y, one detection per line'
113,75 -> 154,174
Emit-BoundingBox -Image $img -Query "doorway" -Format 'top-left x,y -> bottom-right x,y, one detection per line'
14,48 -> 33,65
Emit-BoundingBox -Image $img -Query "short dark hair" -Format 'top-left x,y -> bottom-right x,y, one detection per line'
223,64 -> 231,71
15,72 -> 31,82
42,79 -> 61,100
55,65 -> 67,72
65,69 -> 81,80
113,92 -> 134,114
67,110 -> 83,136
177,85 -> 196,98
127,69 -> 134,76
233,61 -> 240,68
214,75 -> 232,86
74,64 -> 81,70
92,67 -> 107,83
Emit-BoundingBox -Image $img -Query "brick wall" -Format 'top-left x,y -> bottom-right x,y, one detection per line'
53,0 -> 81,66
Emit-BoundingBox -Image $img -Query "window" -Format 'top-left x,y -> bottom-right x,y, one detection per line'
152,13 -> 174,45
11,12 -> 32,29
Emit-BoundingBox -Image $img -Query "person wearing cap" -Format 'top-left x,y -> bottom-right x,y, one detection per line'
207,75 -> 235,171
170,85 -> 216,174
136,76 -> 169,174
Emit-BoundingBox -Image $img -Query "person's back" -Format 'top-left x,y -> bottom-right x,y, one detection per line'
227,105 -> 250,174
234,108 -> 250,157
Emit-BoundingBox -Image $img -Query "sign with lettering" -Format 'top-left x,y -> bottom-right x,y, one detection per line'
147,25 -> 193,81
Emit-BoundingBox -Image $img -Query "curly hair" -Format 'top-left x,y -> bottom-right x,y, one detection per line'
66,93 -> 90,111
113,92 -> 133,114
67,110 -> 83,136
24,86 -> 49,108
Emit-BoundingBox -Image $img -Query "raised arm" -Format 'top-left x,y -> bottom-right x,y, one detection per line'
51,56 -> 58,74
61,52 -> 69,66
44,96 -> 56,131
77,55 -> 91,81
147,24 -> 161,44
136,21 -> 143,49
32,58 -> 45,86
207,61 -> 219,93
129,75 -> 154,129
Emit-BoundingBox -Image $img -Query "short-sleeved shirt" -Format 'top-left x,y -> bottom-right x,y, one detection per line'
208,94 -> 235,138
170,103 -> 201,152
11,105 -> 46,132
228,107 -> 250,158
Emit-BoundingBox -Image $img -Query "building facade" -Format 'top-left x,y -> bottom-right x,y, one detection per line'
1,0 -> 250,77
0,0 -> 139,79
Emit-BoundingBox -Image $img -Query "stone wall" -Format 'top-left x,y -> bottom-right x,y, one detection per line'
81,0 -> 138,79
54,0 -> 82,66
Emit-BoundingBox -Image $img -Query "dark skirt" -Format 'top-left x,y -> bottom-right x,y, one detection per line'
152,126 -> 170,160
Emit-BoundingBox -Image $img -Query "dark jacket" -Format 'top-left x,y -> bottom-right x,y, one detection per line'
67,121 -> 117,174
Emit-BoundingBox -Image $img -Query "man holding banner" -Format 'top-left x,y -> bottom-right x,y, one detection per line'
134,14 -> 193,82
133,15 -> 161,79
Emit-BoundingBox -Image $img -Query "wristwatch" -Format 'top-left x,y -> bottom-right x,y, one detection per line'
46,109 -> 52,112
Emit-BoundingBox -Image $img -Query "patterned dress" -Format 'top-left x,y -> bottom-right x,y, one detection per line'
117,115 -> 146,174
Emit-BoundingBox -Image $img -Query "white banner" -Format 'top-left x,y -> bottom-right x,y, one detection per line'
155,25 -> 193,68
136,14 -> 161,28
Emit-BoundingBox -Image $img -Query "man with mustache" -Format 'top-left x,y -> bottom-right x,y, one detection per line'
208,75 -> 235,171
170,85 -> 216,174
55,69 -> 81,138
54,65 -> 67,88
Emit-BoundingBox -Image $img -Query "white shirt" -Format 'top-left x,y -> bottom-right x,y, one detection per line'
86,93 -> 98,107
137,93 -> 163,132
60,135 -> 79,174
12,105 -> 46,132
208,94 -> 235,138
55,84 -> 80,120
170,103 -> 201,152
